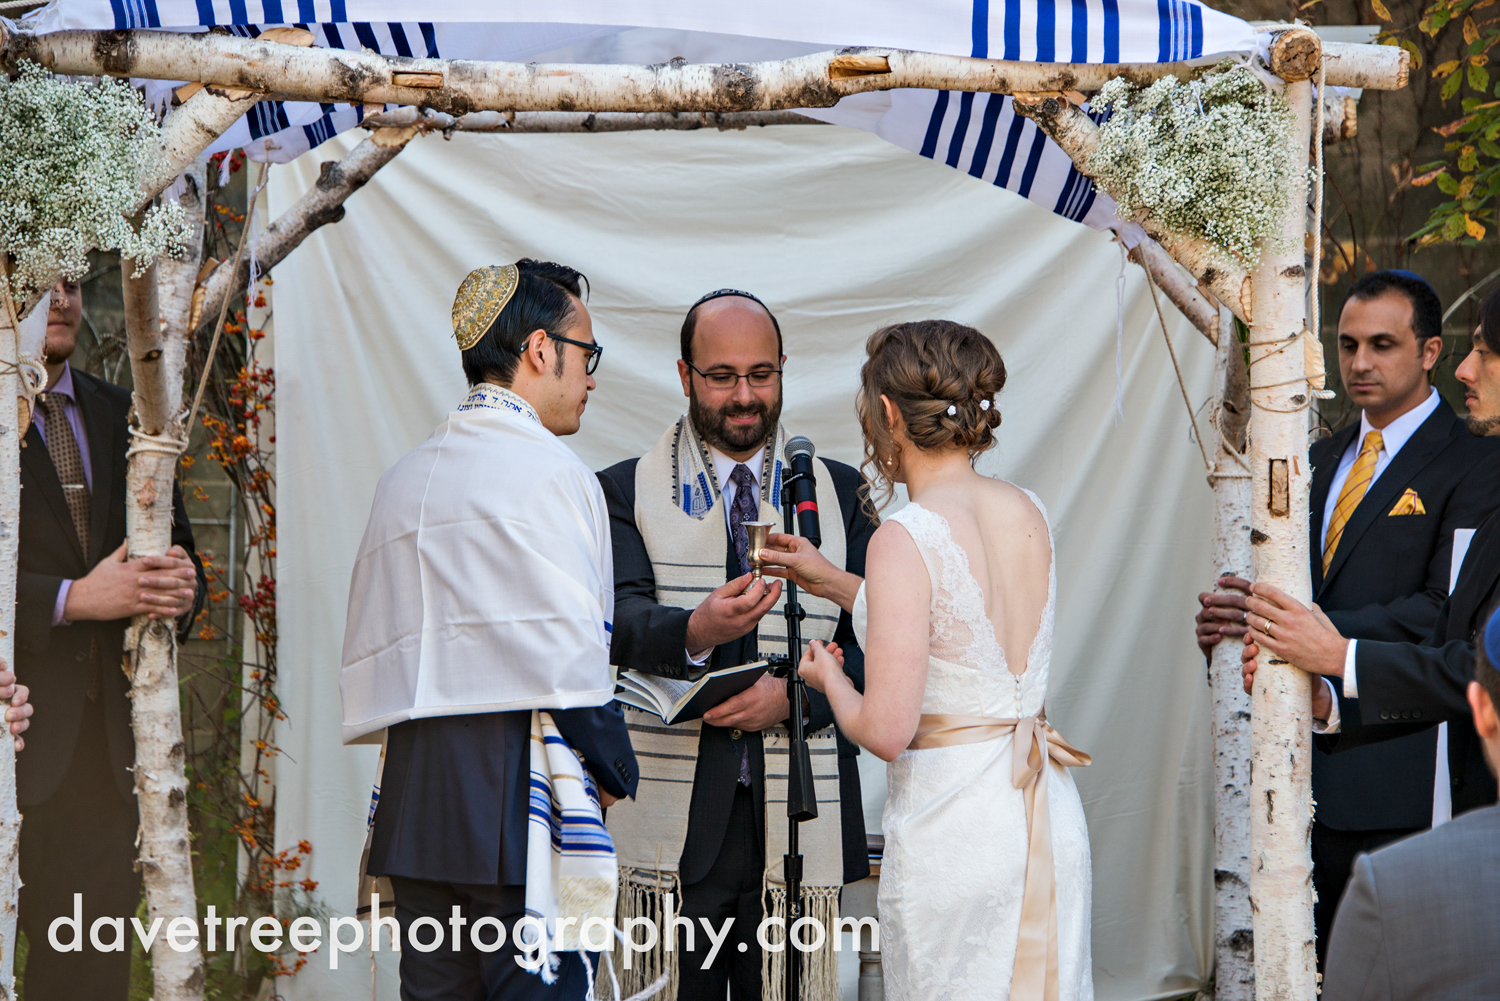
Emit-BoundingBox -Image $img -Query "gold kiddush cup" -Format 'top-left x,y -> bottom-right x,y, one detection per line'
746,522 -> 774,581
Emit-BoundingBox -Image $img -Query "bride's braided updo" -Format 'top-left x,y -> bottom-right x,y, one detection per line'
856,320 -> 1006,511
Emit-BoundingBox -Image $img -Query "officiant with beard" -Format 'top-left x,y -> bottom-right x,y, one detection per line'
598,290 -> 872,1000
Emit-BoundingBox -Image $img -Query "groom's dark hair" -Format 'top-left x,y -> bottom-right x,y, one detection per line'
462,259 -> 589,387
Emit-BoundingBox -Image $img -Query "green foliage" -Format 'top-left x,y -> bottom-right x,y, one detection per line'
0,62 -> 185,301
1392,0 -> 1500,245
1088,64 -> 1297,265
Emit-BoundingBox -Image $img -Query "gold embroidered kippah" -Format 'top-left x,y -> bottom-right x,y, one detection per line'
452,264 -> 520,352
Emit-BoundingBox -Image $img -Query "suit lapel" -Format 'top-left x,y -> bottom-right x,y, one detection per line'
1320,403 -> 1458,591
1451,506 -> 1500,637
1309,424 -> 1357,594
73,373 -> 117,566
21,420 -> 86,564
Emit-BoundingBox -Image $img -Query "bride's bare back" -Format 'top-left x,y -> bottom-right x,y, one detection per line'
913,475 -> 1052,676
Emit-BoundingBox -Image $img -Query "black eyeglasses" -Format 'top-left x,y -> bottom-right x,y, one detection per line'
686,361 -> 783,390
548,333 -> 603,375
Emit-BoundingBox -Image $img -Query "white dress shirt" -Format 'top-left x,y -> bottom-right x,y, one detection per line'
686,446 -> 766,665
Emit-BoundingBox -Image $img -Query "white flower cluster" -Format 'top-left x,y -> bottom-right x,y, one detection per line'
0,62 -> 186,301
1088,65 -> 1296,266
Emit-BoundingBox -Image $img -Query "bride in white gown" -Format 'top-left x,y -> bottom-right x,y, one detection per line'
760,320 -> 1094,1001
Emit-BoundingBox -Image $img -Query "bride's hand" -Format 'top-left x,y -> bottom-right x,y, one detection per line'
798,640 -> 845,694
759,534 -> 861,612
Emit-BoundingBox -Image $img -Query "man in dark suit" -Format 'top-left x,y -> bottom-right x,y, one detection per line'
1197,271 -> 1500,960
599,291 -> 871,1000
17,278 -> 206,1000
1241,286 -> 1500,823
350,261 -> 638,1000
1320,607 -> 1500,1001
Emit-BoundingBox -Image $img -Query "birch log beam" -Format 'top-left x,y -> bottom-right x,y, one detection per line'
362,107 -> 824,134
136,85 -> 261,213
1207,306 -> 1254,1001
1011,94 -> 1254,324
122,211 -> 205,1000
0,26 -> 1409,117
1127,240 -> 1220,342
1246,78 -> 1317,1001
191,133 -> 410,336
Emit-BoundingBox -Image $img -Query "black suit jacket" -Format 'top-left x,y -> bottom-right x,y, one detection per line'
17,368 -> 206,807
599,456 -> 872,887
1308,401 -> 1500,829
366,705 -> 639,886
1321,428 -> 1500,817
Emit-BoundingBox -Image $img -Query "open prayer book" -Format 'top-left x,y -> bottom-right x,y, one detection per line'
614,661 -> 770,725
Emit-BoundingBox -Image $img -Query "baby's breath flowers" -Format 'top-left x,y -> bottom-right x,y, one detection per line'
0,62 -> 186,301
1088,64 -> 1297,267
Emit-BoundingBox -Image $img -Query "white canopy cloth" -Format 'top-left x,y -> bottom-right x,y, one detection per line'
338,383 -> 616,743
271,123 -> 1216,1000
45,0 -> 1259,229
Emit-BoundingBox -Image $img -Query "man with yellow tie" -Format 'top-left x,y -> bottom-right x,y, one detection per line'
1196,270 -> 1500,964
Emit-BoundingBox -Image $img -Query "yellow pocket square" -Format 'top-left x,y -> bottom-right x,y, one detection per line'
1388,489 -> 1427,516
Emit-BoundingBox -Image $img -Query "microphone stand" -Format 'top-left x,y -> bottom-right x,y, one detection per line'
777,469 -> 818,1001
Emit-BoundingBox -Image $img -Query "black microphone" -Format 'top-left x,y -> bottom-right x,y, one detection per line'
782,436 -> 822,549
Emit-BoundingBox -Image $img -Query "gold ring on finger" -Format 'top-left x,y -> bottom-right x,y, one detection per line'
1265,619 -> 1274,638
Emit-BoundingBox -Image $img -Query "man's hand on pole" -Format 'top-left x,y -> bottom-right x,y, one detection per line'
1239,581 -> 1348,692
1196,575 -> 1254,659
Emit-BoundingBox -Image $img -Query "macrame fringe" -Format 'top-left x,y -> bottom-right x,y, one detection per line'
598,868 -> 682,1001
759,885 -> 841,1001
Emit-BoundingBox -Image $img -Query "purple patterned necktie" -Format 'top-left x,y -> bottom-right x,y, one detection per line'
728,463 -> 759,575
727,462 -> 759,786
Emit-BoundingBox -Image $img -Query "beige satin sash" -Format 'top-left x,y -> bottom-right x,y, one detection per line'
909,713 -> 1091,1001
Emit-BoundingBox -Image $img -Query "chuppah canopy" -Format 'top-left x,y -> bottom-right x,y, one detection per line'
43,0 -> 1261,231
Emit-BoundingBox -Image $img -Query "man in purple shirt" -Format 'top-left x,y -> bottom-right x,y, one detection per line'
16,278 -> 205,1000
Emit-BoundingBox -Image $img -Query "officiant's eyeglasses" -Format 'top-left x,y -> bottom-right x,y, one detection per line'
686,362 -> 783,390
547,333 -> 604,374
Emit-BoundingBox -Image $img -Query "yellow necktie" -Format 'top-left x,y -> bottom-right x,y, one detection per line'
1322,429 -> 1383,575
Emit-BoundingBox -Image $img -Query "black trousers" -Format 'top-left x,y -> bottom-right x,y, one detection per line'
678,783 -> 765,1001
1311,820 -> 1420,966
19,696 -> 139,1001
389,876 -> 590,1001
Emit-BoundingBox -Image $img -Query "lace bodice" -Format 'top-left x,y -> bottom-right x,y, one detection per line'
854,488 -> 1055,719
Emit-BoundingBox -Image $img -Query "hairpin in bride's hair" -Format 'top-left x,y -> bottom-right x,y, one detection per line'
946,404 -> 957,416
979,399 -> 992,411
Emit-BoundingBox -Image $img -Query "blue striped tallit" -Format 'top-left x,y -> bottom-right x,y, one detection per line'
35,0 -> 1258,230
524,709 -> 617,982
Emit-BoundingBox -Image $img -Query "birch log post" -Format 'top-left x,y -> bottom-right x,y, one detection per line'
1206,305 -> 1254,1001
121,170 -> 207,1001
1246,77 -> 1318,1000
0,269 -> 32,1001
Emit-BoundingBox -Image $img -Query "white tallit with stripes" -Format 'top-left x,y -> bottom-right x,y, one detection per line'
525,709 -> 619,982
602,415 -> 845,1001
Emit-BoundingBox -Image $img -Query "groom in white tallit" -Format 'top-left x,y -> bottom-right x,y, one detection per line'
341,260 -> 638,1000
597,291 -> 874,1001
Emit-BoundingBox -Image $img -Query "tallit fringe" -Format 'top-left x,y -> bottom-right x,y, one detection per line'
759,884 -> 841,1001
597,867 -> 681,1001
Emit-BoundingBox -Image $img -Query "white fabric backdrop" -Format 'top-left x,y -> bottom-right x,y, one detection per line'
272,123 -> 1217,1000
